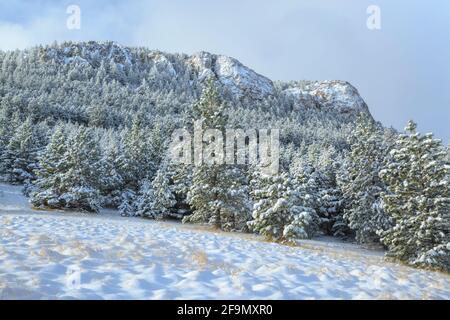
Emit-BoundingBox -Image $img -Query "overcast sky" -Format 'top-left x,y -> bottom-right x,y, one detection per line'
0,0 -> 449,141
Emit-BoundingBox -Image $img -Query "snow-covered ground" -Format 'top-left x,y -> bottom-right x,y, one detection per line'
1,183 -> 449,300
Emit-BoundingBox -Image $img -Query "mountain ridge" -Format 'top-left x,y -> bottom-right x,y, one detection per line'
34,41 -> 370,115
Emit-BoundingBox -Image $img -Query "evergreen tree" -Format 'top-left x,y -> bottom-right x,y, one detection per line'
171,163 -> 193,217
338,116 -> 393,245
31,126 -> 102,212
134,179 -> 155,217
248,172 -> 319,243
289,173 -> 321,240
31,126 -> 69,209
0,112 -> 21,181
135,162 -> 177,219
0,108 -> 11,165
379,121 -> 450,271
0,117 -> 39,184
99,142 -> 124,207
119,119 -> 154,190
291,159 -> 348,238
184,80 -> 251,231
61,127 -> 102,212
118,189 -> 137,217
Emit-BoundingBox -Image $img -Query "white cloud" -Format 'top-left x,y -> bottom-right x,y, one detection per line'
0,22 -> 31,50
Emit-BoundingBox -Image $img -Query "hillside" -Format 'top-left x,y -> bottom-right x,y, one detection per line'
0,41 -> 369,124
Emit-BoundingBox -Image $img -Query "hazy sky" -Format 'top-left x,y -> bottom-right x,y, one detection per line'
0,0 -> 449,141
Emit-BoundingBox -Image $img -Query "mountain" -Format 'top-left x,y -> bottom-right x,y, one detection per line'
37,41 -> 370,116
0,40 -> 374,172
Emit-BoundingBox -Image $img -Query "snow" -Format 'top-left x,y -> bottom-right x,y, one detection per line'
149,52 -> 177,76
48,41 -> 134,66
283,80 -> 369,113
1,183 -> 449,300
189,51 -> 275,100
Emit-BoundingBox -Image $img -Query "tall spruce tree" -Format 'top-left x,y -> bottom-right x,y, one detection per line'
338,116 -> 393,245
184,80 -> 251,231
379,121 -> 450,271
0,117 -> 39,184
31,126 -> 69,209
99,142 -> 124,207
135,162 -> 177,219
119,119 -> 154,190
0,112 -> 22,181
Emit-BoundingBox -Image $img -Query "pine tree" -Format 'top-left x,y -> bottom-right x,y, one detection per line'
31,126 -> 102,212
248,172 -> 319,243
338,116 -> 393,245
134,179 -> 155,217
119,119 -> 154,190
135,162 -> 177,219
0,117 -> 39,184
289,174 -> 321,240
31,126 -> 69,209
0,109 -> 11,167
60,127 -> 102,212
148,122 -> 166,167
99,143 -> 124,207
0,112 -> 21,181
291,159 -> 348,238
184,80 -> 251,231
379,121 -> 450,272
118,189 -> 136,217
171,163 -> 193,217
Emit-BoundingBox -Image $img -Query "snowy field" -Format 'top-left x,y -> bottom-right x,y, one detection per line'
0,183 -> 449,300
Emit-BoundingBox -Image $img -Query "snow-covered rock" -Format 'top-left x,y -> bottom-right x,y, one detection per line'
310,80 -> 369,113
45,41 -> 134,66
188,51 -> 275,100
147,51 -> 177,76
283,80 -> 369,113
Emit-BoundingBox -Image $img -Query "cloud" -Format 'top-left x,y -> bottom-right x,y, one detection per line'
0,22 -> 30,50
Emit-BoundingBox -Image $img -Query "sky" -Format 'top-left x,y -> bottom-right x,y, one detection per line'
0,0 -> 449,142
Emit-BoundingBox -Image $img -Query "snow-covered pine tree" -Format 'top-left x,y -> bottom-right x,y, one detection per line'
31,126 -> 103,212
248,171 -> 319,243
119,118 -> 154,191
133,179 -> 154,217
31,126 -> 69,209
288,174 -> 321,241
290,155 -> 348,238
59,127 -> 103,212
118,189 -> 137,217
148,122 -> 166,168
99,141 -> 124,207
338,115 -> 393,245
184,79 -> 251,231
379,121 -> 450,272
215,165 -> 251,232
171,163 -> 193,217
0,117 -> 39,184
135,162 -> 177,219
0,112 -> 22,181
0,109 -> 11,174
